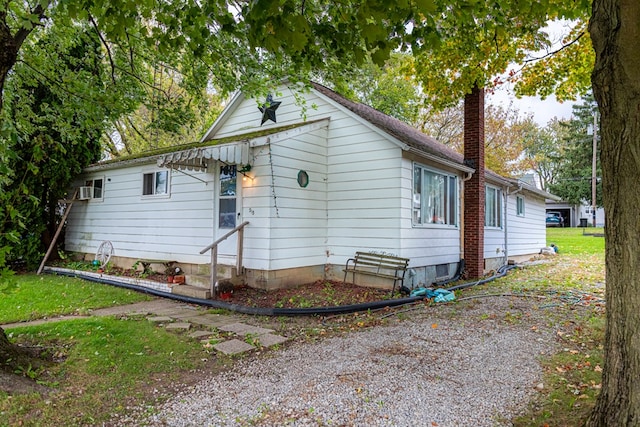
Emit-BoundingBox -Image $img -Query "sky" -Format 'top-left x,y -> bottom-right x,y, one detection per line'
487,87 -> 576,127
485,19 -> 579,127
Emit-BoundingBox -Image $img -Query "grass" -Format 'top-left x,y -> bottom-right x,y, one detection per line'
509,228 -> 606,426
547,227 -> 605,255
1,318 -> 208,426
0,273 -> 152,324
0,274 -> 210,426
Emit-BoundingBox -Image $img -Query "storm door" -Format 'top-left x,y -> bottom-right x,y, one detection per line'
215,164 -> 241,262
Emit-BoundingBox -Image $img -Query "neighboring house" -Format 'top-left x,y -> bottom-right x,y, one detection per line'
65,82 -> 558,291
580,204 -> 605,227
545,201 -> 605,228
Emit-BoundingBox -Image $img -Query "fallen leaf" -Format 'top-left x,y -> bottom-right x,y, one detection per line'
431,323 -> 438,329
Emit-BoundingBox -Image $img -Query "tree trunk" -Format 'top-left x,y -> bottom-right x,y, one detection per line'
0,24 -> 20,113
587,1 -> 640,425
0,326 -> 13,358
0,4 -> 44,114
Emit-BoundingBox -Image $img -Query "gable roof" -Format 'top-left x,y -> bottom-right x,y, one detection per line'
311,82 -> 466,167
312,83 -> 559,200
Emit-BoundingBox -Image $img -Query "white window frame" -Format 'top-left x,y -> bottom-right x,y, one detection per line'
142,170 -> 170,198
412,163 -> 458,227
516,195 -> 525,217
485,185 -> 503,228
84,177 -> 104,201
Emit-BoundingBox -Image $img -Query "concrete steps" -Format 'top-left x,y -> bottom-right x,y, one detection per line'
185,274 -> 211,288
171,284 -> 211,299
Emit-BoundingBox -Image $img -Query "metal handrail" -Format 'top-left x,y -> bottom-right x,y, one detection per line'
199,221 -> 249,295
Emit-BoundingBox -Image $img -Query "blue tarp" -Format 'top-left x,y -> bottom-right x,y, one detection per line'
409,287 -> 456,303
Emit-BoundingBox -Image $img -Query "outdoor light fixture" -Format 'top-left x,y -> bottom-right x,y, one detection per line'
238,164 -> 253,182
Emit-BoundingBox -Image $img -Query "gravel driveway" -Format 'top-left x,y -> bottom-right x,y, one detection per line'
138,296 -> 557,426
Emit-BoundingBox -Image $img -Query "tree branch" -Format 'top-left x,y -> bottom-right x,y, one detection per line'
17,59 -> 97,104
125,116 -> 149,142
523,32 -> 585,64
13,4 -> 46,48
88,14 -> 117,84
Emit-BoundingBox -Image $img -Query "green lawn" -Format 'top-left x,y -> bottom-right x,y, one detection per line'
1,274 -> 210,426
510,227 -> 606,426
546,227 -> 605,255
0,273 -> 152,324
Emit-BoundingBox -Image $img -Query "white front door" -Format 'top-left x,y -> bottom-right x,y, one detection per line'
216,163 -> 240,263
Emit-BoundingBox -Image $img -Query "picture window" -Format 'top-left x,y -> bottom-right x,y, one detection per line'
413,164 -> 458,226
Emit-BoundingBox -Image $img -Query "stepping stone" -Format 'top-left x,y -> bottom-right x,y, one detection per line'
189,330 -> 215,339
147,316 -> 173,323
213,339 -> 255,355
184,316 -> 236,328
218,322 -> 274,336
165,322 -> 191,331
257,333 -> 288,347
166,309 -> 201,319
153,307 -> 195,316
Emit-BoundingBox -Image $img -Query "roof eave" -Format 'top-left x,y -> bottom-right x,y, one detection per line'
406,147 -> 474,174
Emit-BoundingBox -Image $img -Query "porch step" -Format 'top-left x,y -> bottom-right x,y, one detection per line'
171,284 -> 211,299
185,274 -> 212,288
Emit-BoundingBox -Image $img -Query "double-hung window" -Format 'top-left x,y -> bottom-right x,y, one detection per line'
413,164 -> 458,226
485,185 -> 503,228
142,170 -> 169,196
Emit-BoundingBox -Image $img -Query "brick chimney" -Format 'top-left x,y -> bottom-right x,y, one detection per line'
463,86 -> 485,278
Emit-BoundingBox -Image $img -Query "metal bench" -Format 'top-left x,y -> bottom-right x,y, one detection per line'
343,251 -> 409,294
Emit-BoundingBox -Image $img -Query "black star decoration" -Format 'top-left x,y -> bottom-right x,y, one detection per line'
258,94 -> 281,125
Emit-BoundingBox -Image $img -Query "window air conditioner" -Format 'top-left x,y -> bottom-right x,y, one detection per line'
78,186 -> 93,200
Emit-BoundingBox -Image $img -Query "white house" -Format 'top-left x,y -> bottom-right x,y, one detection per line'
64,82 -> 557,292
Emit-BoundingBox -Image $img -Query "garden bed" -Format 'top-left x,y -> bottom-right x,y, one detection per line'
48,261 -> 397,308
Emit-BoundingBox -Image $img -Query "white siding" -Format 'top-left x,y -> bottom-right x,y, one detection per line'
242,125 -> 329,271
66,164 -> 216,264
506,192 -> 547,256
216,87 -> 412,270
484,227 -> 506,260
